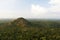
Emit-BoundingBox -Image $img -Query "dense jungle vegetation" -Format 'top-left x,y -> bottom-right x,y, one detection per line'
0,18 -> 60,40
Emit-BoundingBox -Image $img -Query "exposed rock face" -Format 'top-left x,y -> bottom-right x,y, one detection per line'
11,17 -> 32,27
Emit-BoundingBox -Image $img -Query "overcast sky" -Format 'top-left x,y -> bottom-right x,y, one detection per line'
0,0 -> 60,19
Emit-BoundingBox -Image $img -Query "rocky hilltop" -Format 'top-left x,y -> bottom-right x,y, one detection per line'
10,17 -> 32,27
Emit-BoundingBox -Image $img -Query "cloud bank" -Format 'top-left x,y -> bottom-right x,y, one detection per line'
31,0 -> 60,19
0,0 -> 60,19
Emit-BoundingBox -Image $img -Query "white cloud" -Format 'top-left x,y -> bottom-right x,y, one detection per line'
31,4 -> 48,16
49,0 -> 60,5
0,0 -> 60,18
49,0 -> 60,12
31,0 -> 60,19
